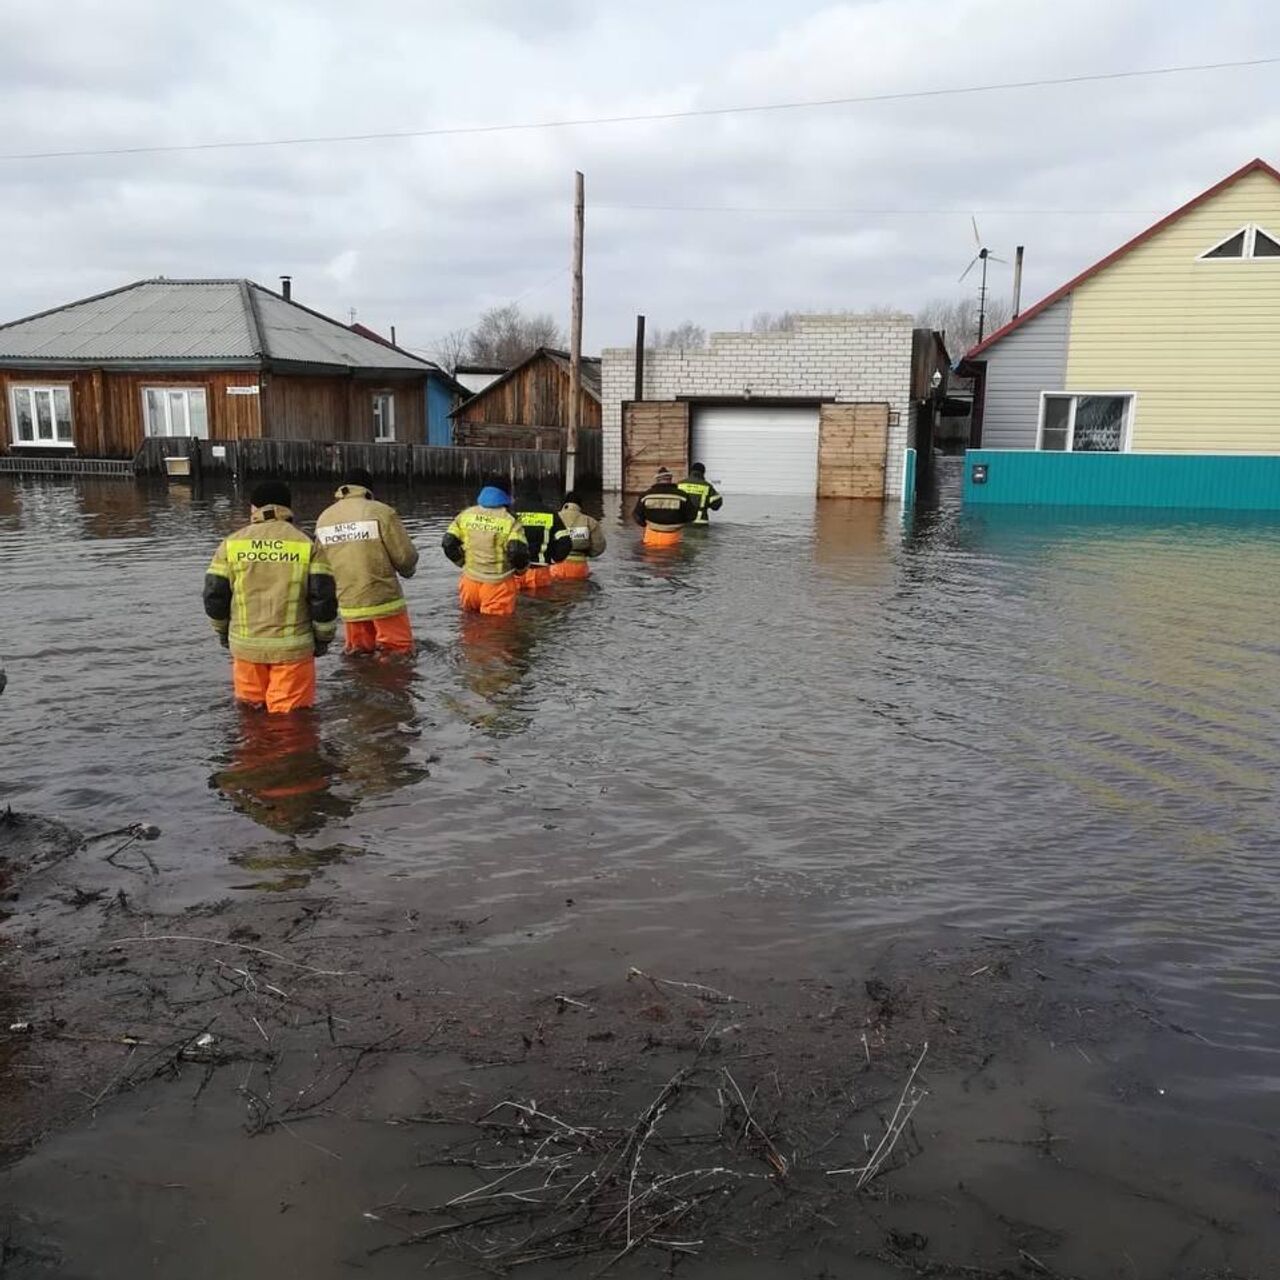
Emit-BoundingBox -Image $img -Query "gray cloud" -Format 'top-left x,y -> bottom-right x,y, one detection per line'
1,0 -> 1278,355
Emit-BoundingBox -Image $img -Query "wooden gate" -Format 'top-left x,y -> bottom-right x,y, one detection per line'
622,401 -> 689,492
817,403 -> 889,499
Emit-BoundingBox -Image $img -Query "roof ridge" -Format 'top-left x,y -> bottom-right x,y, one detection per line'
967,156 -> 1280,359
238,280 -> 266,358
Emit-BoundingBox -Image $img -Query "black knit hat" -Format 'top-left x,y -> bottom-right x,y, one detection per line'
345,467 -> 375,490
250,480 -> 292,509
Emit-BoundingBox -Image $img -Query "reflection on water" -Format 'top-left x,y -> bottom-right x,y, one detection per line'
211,709 -> 352,836
2,474 -> 1280,1071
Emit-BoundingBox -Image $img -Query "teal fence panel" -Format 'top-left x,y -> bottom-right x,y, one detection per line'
962,450 -> 1280,511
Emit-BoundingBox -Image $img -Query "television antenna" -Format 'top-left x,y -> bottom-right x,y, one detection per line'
959,217 -> 1007,343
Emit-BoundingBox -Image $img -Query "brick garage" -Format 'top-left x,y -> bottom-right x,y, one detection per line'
601,314 -> 933,498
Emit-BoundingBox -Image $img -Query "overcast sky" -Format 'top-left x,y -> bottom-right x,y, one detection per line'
2,0 -> 1277,359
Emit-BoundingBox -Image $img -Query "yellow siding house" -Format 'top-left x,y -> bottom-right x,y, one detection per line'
962,159 -> 1280,508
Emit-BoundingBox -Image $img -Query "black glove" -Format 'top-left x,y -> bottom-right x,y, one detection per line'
218,631 -> 229,649
314,636 -> 332,658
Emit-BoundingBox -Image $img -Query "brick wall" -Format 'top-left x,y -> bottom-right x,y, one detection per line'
601,314 -> 915,497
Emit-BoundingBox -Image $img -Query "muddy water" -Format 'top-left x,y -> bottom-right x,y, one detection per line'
4,472 -> 1279,1049
3,468 -> 1280,1274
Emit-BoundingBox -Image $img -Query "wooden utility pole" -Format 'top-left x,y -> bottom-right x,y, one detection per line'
565,170 -> 585,491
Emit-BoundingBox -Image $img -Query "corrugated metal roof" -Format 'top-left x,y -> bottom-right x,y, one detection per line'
0,281 -> 256,361
250,287 -> 431,371
0,278 -> 433,372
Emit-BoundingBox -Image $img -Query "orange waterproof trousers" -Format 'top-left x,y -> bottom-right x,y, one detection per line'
643,527 -> 682,548
551,559 -> 591,581
232,657 -> 317,714
517,565 -> 554,592
344,609 -> 414,654
458,575 -> 519,616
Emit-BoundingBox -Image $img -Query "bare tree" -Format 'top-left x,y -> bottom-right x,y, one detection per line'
647,321 -> 706,350
750,310 -> 798,333
463,304 -> 564,367
431,328 -> 469,373
917,296 -> 1011,356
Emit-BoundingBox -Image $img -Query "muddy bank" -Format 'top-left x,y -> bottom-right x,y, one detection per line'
1,811 -> 1271,1279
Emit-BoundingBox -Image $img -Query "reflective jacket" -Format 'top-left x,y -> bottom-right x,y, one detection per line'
558,502 -> 607,562
516,502 -> 573,567
442,505 -> 530,582
203,504 -> 338,664
677,476 -> 723,525
633,484 -> 695,532
315,485 -> 419,621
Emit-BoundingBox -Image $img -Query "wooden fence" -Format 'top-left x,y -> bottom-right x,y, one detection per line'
451,424 -> 602,487
131,437 -> 571,489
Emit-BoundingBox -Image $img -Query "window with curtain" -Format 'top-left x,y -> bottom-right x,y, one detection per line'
1038,394 -> 1131,452
9,386 -> 73,446
142,387 -> 209,438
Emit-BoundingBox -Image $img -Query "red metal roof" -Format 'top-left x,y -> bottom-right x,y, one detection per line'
965,158 -> 1280,359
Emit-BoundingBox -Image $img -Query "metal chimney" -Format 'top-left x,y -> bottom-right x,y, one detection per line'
280,275 -> 292,301
1011,248 -> 1024,318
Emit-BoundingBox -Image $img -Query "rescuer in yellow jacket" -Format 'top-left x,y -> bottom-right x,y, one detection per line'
514,481 -> 572,591
677,462 -> 723,526
634,467 -> 696,547
315,467 -> 419,654
203,480 -> 338,714
552,491 -> 607,580
441,482 -> 530,616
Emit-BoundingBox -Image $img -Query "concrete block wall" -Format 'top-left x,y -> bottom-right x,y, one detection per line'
601,314 -> 915,497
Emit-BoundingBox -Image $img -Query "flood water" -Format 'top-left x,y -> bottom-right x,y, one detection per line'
2,467 -> 1280,1272
4,469 -> 1280,1054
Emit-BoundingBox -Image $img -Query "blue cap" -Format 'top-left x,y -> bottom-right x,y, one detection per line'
477,485 -> 511,508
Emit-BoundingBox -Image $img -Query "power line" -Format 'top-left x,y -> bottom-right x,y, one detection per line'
2,55 -> 1275,162
595,202 -> 1162,216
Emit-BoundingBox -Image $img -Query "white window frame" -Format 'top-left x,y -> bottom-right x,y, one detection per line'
140,385 -> 209,438
1196,223 -> 1280,261
9,384 -> 74,448
372,391 -> 396,443
1036,391 -> 1136,453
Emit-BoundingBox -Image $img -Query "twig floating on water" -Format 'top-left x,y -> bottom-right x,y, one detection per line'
98,935 -> 350,977
626,967 -> 738,1005
829,1042 -> 929,1188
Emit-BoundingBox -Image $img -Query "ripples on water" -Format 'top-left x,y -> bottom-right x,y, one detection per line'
1,467 -> 1278,1061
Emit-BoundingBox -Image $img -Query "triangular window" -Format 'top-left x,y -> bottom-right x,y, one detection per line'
1198,224 -> 1280,260
1202,229 -> 1247,258
1253,227 -> 1280,257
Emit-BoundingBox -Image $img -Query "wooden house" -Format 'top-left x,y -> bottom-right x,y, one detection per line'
452,347 -> 601,449
0,278 -> 447,459
349,321 -> 468,446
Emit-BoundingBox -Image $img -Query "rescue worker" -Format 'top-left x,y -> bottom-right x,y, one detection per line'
634,467 -> 696,547
513,481 -> 572,591
677,462 -> 723,526
315,467 -> 419,654
203,480 -> 338,714
442,480 -> 530,616
552,491 -> 607,580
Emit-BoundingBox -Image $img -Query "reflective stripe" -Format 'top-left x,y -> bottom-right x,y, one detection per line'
283,557 -> 304,635
229,629 -> 314,648
206,564 -> 232,579
339,598 -> 406,621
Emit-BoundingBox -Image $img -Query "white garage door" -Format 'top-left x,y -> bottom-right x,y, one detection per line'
690,405 -> 819,496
